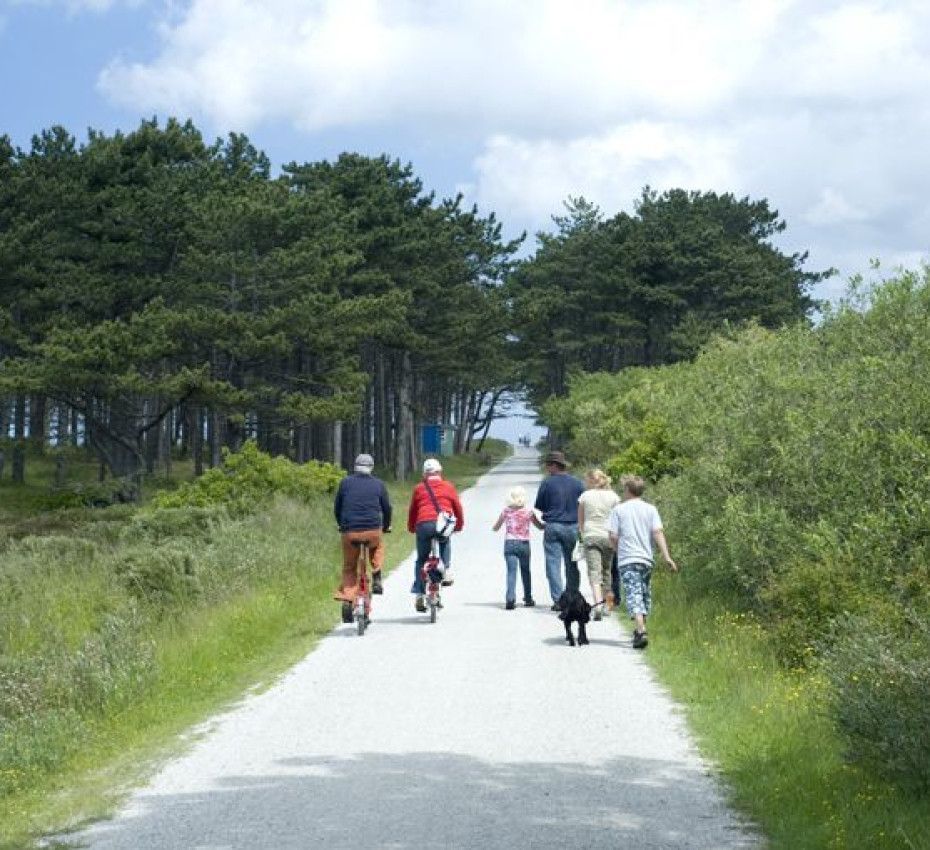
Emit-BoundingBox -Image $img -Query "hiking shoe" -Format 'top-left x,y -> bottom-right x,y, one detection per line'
505,600 -> 516,610
524,599 -> 536,608
341,601 -> 353,624
415,595 -> 427,613
441,568 -> 454,587
632,630 -> 648,649
371,571 -> 383,595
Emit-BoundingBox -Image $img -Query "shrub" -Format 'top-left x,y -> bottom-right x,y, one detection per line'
821,613 -> 930,791
605,416 -> 679,483
124,506 -> 227,543
151,441 -> 343,514
112,542 -> 202,609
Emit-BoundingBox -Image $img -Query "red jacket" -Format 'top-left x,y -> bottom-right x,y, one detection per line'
407,475 -> 465,533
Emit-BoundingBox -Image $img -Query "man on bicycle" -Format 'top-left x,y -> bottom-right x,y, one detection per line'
334,453 -> 392,615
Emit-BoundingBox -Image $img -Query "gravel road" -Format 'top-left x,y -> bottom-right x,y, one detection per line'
69,449 -> 759,849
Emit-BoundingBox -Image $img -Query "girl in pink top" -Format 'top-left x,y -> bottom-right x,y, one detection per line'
492,486 -> 545,609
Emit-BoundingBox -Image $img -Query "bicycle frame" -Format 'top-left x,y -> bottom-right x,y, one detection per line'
420,536 -> 444,623
353,540 -> 372,635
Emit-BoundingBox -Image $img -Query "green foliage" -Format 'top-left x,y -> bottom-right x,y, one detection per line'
548,266 -> 930,790
510,189 -> 829,409
151,441 -> 343,513
822,614 -> 930,791
605,417 -> 679,483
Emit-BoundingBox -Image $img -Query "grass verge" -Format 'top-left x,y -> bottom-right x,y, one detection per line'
0,442 -> 509,849
644,577 -> 930,850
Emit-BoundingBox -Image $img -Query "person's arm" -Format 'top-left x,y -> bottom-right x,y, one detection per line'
577,500 -> 586,535
652,528 -> 678,572
607,506 -> 619,548
333,480 -> 344,526
531,510 -> 545,530
407,488 -> 418,533
450,486 -> 465,532
492,511 -> 505,532
533,480 -> 547,513
380,482 -> 393,532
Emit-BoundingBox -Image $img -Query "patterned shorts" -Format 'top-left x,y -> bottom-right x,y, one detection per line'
620,563 -> 653,617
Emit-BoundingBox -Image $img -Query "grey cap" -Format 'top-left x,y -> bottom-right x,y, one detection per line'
354,453 -> 375,472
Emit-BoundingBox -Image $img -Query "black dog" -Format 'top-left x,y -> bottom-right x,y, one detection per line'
556,589 -> 591,646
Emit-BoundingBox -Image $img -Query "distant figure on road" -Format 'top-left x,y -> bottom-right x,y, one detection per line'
533,450 -> 585,609
333,453 -> 392,607
407,458 -> 465,612
607,474 -> 678,649
492,485 -> 544,609
578,468 -> 620,620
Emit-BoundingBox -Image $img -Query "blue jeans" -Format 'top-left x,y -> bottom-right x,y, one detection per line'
543,522 -> 580,601
504,540 -> 532,603
411,521 -> 451,594
611,551 -> 621,603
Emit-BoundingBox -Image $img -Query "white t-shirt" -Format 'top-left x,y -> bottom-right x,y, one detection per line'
578,488 -> 620,541
608,498 -> 663,567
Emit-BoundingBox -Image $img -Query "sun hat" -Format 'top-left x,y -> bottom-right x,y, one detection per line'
544,451 -> 569,468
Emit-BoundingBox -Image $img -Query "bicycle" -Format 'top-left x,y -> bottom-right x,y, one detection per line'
342,539 -> 372,636
420,536 -> 445,623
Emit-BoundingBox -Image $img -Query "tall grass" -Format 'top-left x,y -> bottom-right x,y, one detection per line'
647,578 -> 930,850
0,442 -> 508,849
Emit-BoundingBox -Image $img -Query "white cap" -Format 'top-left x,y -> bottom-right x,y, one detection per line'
423,458 -> 442,475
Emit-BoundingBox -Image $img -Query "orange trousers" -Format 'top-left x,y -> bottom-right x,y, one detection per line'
334,528 -> 384,602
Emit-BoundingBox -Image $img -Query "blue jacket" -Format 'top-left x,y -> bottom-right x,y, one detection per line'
334,473 -> 393,533
534,472 -> 584,524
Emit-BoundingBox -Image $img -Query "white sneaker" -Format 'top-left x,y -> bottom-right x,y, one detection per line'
441,568 -> 454,586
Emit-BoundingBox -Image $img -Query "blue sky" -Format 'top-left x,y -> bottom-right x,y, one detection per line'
2,0 -> 930,442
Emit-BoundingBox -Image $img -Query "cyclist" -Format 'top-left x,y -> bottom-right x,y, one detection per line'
407,458 -> 464,612
333,453 -> 392,617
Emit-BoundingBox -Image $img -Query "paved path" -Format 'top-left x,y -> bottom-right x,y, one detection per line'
71,449 -> 758,849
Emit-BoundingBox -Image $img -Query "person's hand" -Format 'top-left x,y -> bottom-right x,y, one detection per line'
666,557 -> 679,573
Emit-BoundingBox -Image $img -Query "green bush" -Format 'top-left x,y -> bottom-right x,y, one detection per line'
112,543 -> 202,609
152,441 -> 343,514
547,267 -> 930,789
124,506 -> 228,543
822,614 -> 930,791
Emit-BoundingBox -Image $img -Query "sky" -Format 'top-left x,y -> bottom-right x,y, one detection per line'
2,0 -> 930,442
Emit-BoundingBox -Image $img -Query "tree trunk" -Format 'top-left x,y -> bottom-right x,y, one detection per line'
12,442 -> 25,484
333,420 -> 343,468
394,351 -> 414,480
188,406 -> 204,476
14,395 -> 26,440
29,396 -> 47,451
71,407 -> 81,447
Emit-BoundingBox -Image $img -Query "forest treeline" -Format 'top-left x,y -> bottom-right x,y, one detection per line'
1,117 -> 823,490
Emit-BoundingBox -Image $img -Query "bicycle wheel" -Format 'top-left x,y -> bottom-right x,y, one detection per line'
356,607 -> 367,635
429,599 -> 437,623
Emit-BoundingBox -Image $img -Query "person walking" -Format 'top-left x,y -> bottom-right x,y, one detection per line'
492,485 -> 545,609
533,450 -> 585,609
607,474 -> 678,648
333,453 -> 393,622
407,458 -> 465,612
578,469 -> 620,620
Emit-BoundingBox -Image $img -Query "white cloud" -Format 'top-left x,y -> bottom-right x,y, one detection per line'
470,123 -> 738,226
93,0 -> 930,287
803,188 -> 869,227
11,0 -> 144,12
